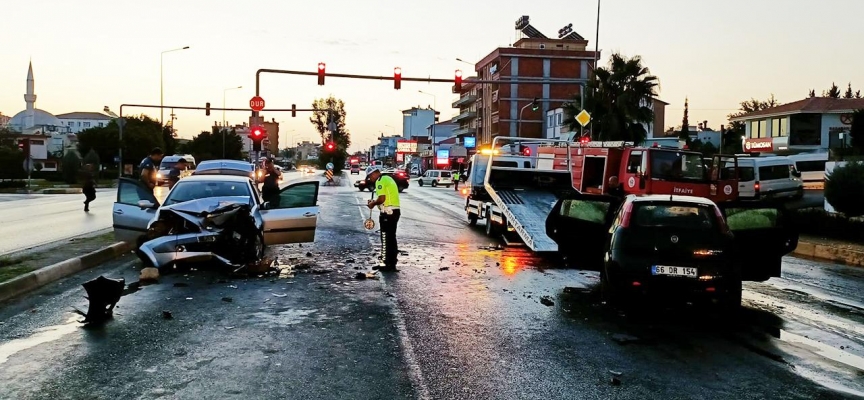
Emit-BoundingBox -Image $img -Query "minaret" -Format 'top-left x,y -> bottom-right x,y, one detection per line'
23,61 -> 37,129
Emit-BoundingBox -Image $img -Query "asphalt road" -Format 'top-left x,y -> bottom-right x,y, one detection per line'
0,177 -> 861,399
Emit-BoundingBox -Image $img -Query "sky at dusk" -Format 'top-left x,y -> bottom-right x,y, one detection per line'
2,0 -> 863,153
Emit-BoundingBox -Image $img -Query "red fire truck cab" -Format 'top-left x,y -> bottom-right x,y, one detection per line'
537,141 -> 740,202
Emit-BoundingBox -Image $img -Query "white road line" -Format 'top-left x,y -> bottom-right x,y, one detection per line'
351,191 -> 431,400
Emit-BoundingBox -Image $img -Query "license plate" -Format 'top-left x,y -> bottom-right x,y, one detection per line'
651,265 -> 697,278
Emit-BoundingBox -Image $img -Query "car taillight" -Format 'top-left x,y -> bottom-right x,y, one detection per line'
754,182 -> 760,192
618,202 -> 634,228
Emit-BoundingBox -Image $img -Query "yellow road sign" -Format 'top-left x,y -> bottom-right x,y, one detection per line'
575,110 -> 591,127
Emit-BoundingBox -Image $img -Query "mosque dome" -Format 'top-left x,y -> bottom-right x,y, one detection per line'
7,109 -> 64,132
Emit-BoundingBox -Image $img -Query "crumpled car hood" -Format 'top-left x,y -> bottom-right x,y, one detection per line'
161,196 -> 251,216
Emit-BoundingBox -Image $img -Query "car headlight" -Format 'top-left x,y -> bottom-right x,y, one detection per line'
156,172 -> 162,179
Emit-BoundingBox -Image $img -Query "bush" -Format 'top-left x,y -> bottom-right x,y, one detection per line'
31,171 -> 64,182
61,151 -> 81,184
789,208 -> 864,243
824,161 -> 864,217
0,181 -> 26,189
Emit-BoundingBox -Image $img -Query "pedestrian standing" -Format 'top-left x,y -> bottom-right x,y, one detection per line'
139,147 -> 164,192
366,165 -> 401,272
261,158 -> 282,207
81,163 -> 96,212
453,170 -> 460,191
167,158 -> 188,189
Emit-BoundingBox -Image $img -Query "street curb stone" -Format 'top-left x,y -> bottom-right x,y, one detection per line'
0,241 -> 133,303
792,240 -> 864,268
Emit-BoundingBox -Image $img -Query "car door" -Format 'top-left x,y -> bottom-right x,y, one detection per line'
546,193 -> 621,270
261,181 -> 320,245
112,178 -> 160,243
718,202 -> 798,282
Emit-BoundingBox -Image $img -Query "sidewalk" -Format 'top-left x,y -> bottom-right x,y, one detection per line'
793,235 -> 864,267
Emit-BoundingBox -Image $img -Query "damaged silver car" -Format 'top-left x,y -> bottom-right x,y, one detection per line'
112,175 -> 319,269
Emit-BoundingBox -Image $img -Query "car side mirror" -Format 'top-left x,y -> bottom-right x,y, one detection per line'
138,200 -> 156,209
792,170 -> 802,178
262,201 -> 270,210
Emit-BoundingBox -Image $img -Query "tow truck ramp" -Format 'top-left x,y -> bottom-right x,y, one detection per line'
487,189 -> 560,252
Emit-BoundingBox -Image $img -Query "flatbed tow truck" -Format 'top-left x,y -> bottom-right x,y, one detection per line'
465,137 -> 744,253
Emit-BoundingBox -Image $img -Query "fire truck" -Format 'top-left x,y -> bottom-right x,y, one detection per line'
464,137 -> 742,253
537,140 -> 741,203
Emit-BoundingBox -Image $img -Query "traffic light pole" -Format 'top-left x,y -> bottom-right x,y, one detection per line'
253,68 -> 589,96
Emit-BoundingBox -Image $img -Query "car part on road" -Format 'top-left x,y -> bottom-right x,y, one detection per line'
77,276 -> 125,324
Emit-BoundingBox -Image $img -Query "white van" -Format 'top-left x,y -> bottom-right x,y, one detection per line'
731,157 -> 803,200
418,170 -> 453,187
788,152 -> 828,189
156,154 -> 196,186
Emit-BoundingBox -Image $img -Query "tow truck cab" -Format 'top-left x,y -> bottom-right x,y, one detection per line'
537,142 -> 740,203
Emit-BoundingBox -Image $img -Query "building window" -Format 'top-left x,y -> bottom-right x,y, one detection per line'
83,122 -> 91,128
68,121 -> 74,126
789,114 -> 822,146
557,113 -> 563,126
77,121 -> 81,127
771,118 -> 787,137
98,123 -> 104,127
758,120 -> 768,139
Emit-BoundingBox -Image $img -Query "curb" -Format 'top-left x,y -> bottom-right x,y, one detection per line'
0,241 -> 133,303
792,240 -> 864,268
41,188 -> 83,194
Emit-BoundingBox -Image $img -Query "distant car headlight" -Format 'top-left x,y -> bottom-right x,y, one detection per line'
156,172 -> 162,179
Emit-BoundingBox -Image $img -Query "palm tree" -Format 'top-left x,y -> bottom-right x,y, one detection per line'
563,53 -> 659,143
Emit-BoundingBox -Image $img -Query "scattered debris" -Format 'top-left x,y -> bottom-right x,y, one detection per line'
385,292 -> 395,298
225,326 -> 235,330
540,296 -> 555,307
217,279 -> 228,284
272,293 -> 287,298
611,333 -> 640,345
221,297 -> 233,303
173,282 -> 189,287
354,272 -> 367,280
185,297 -> 193,300
306,252 -> 313,257
294,264 -> 312,270
346,259 -> 356,263
122,281 -> 141,296
139,267 -> 160,283
610,377 -> 621,386
263,298 -> 271,303
162,311 -> 173,320
76,276 -> 125,324
312,268 -> 333,274
228,285 -> 238,289
563,286 -> 589,294
455,262 -> 461,266
609,370 -> 623,377
439,267 -> 449,271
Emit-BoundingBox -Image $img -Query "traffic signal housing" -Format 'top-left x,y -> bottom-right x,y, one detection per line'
317,62 -> 326,85
205,102 -> 211,116
454,70 -> 462,92
394,67 -> 402,90
250,125 -> 265,151
291,104 -> 297,117
18,138 -> 30,157
325,142 -> 335,151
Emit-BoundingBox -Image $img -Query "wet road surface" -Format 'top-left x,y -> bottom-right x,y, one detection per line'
0,177 -> 862,399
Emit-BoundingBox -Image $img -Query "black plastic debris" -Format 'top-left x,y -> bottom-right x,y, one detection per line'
221,297 -> 233,303
312,269 -> 333,274
162,310 -> 173,320
439,267 -> 449,271
354,272 -> 367,280
540,296 -> 555,307
610,377 -> 621,386
306,252 -> 313,257
611,333 -> 640,345
77,276 -> 125,324
173,282 -> 189,287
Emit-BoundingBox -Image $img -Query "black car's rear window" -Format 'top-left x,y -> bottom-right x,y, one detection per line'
632,202 -> 716,229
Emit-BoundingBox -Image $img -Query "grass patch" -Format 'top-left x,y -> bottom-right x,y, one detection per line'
0,255 -> 37,283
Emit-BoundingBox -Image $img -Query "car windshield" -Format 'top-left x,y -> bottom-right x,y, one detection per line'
440,171 -> 451,178
651,150 -> 706,181
160,161 -> 177,170
633,202 -> 716,230
165,180 -> 252,205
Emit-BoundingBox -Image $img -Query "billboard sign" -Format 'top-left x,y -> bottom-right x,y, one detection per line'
463,137 -> 476,148
397,140 -> 418,153
436,149 -> 449,165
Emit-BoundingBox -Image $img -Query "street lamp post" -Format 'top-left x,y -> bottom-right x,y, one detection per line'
222,85 -> 242,158
517,98 -> 539,138
160,46 -> 190,126
418,90 -> 436,111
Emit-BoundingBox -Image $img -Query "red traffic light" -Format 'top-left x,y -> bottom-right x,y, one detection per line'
579,135 -> 590,144
250,126 -> 265,140
394,67 -> 402,90
317,62 -> 326,85
454,69 -> 463,92
325,142 -> 335,151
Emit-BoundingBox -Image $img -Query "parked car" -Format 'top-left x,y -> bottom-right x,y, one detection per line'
193,160 -> 256,181
354,170 -> 410,192
417,170 -> 453,187
546,194 -> 797,310
112,175 -> 320,270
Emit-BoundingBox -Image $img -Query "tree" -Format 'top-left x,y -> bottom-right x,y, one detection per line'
310,96 -> 351,172
680,97 -> 690,142
844,83 -> 855,99
77,115 -> 165,169
857,90 -> 862,99
825,161 -> 864,217
61,151 -> 81,184
824,82 -> 841,98
178,128 -> 244,162
563,54 -> 658,143
808,89 -> 816,98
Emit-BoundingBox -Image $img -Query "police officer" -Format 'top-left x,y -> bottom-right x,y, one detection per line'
366,165 -> 401,272
139,147 -> 164,192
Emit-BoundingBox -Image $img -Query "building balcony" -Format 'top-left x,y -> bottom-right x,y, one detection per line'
451,110 -> 477,123
452,94 -> 478,108
492,91 -> 499,103
453,126 -> 476,136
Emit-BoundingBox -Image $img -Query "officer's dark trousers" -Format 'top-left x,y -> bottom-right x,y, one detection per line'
379,209 -> 401,267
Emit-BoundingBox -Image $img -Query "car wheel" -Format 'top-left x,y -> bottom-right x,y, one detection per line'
418,180 -> 424,187
432,180 -> 438,187
398,187 -> 404,193
719,280 -> 743,313
468,213 -> 478,226
249,233 -> 265,260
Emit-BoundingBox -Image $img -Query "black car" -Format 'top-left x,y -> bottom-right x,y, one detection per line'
546,194 -> 797,309
354,171 -> 409,192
